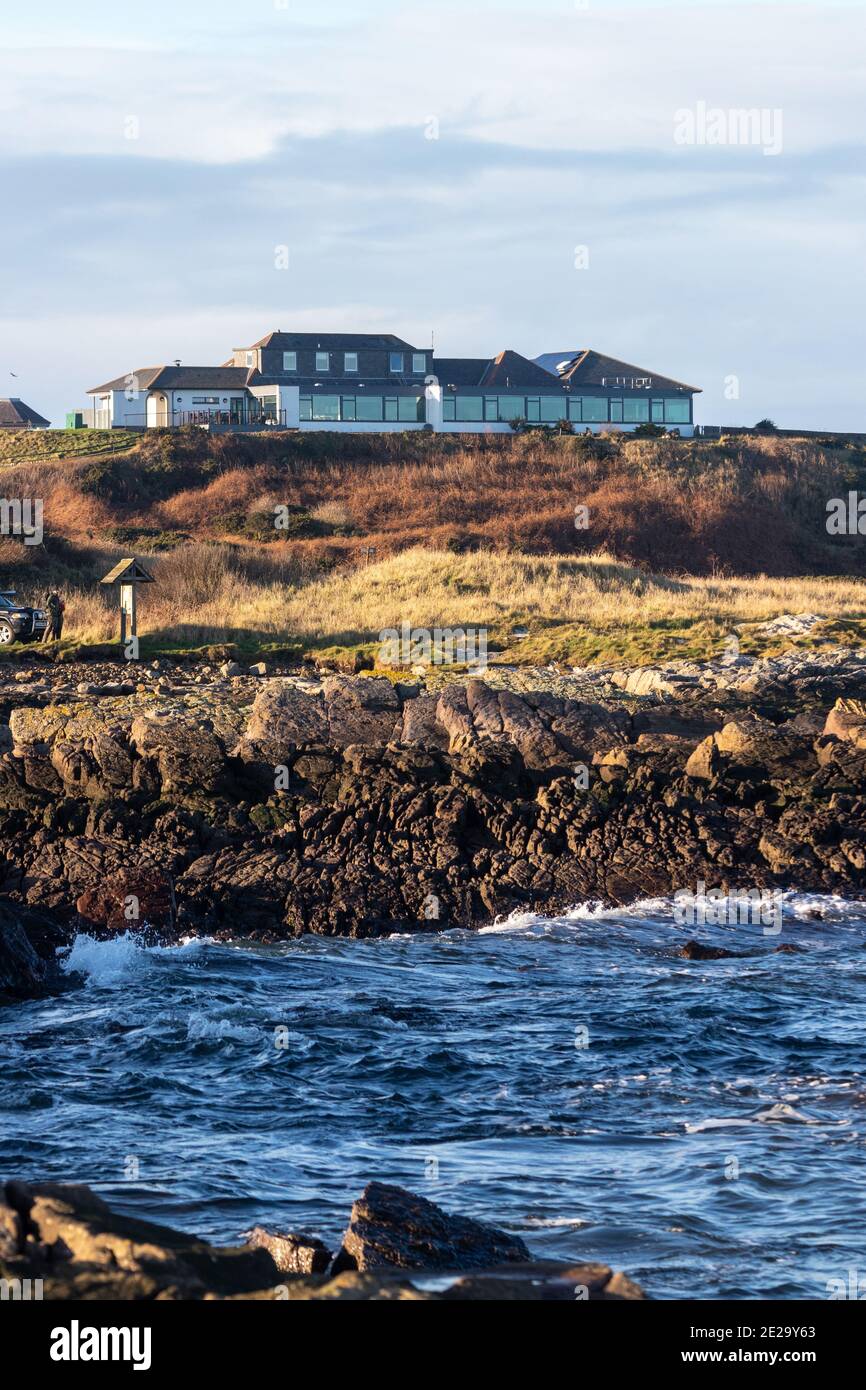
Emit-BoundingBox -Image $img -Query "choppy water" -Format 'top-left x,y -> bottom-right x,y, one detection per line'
2,894 -> 865,1299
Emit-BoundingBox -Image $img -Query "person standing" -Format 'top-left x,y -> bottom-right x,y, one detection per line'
43,591 -> 64,642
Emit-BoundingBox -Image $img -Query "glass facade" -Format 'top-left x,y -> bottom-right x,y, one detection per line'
301,390 -> 690,428
301,394 -> 423,423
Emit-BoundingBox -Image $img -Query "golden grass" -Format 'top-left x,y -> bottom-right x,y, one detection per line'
37,545 -> 866,665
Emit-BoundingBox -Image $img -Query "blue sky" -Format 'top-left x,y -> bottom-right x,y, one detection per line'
1,1 -> 864,428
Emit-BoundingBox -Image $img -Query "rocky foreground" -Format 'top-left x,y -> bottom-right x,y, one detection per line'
2,646 -> 866,985
0,1178 -> 644,1300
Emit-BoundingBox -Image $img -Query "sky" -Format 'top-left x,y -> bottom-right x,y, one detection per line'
1,0 -> 864,429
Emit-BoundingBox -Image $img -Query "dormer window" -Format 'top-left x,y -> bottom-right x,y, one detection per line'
389,351 -> 403,373
283,351 -> 297,372
412,353 -> 426,373
316,351 -> 330,372
344,352 -> 358,373
245,352 -> 255,368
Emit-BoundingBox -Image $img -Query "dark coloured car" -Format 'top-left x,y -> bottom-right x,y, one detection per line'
0,590 -> 48,644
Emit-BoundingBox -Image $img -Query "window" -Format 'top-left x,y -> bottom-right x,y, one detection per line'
245,352 -> 255,368
283,352 -> 297,372
527,398 -> 541,422
300,395 -> 312,421
412,353 -> 426,373
456,396 -> 484,421
652,399 -> 665,423
443,395 -> 456,421
311,394 -> 340,421
192,397 -> 220,405
315,351 -> 330,373
623,398 -> 650,423
384,397 -> 399,421
485,397 -> 498,421
398,396 -> 422,422
665,398 -> 690,423
581,397 -> 608,422
344,352 -> 358,373
356,396 -> 383,421
609,398 -> 623,423
495,395 -> 525,421
567,398 -> 581,422
541,397 -> 565,422
341,397 -> 356,421
389,352 -> 404,373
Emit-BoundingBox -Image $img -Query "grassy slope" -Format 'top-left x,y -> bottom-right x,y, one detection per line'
0,428 -> 864,664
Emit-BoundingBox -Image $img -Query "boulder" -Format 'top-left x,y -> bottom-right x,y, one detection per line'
322,676 -> 402,747
1,1181 -> 278,1299
332,1181 -> 531,1273
240,681 -> 329,762
0,900 -> 78,1004
75,868 -> 176,934
243,1226 -> 330,1275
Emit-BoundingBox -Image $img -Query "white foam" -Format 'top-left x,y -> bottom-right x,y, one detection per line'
187,1013 -> 260,1044
60,931 -> 209,986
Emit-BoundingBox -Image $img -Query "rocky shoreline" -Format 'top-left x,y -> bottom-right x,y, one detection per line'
0,1177 -> 644,1301
2,647 -> 866,991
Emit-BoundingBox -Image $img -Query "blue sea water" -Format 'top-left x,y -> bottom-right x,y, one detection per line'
2,893 -> 865,1299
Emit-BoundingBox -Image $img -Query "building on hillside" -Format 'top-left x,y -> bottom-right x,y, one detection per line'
0,398 -> 50,429
86,332 -> 700,436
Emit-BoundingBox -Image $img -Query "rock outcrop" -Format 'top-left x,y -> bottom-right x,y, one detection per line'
332,1181 -> 531,1273
0,1180 -> 645,1301
1,656 -> 866,943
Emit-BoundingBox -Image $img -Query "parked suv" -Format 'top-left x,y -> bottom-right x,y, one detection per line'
0,590 -> 48,644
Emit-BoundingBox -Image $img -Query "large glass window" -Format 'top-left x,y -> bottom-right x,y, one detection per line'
567,398 -> 581,422
398,396 -> 422,422
283,352 -> 297,372
341,397 -> 356,421
456,396 -> 484,421
412,353 -> 426,373
384,397 -> 399,421
300,395 -> 312,421
527,398 -> 541,422
665,398 -> 690,423
541,397 -> 566,422
623,398 -> 650,423
496,395 -> 525,420
315,352 -> 329,373
609,398 -> 623,423
581,397 -> 608,422
652,399 -> 665,423
344,352 -> 358,373
443,396 -> 456,421
356,396 -> 383,421
389,352 -> 404,373
311,394 -> 340,421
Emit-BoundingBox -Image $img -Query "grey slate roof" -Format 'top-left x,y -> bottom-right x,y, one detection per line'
88,366 -> 251,393
536,349 -> 701,394
435,350 -> 566,391
242,331 -> 419,352
0,398 -> 50,428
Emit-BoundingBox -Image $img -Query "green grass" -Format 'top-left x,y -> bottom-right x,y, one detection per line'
0,429 -> 140,467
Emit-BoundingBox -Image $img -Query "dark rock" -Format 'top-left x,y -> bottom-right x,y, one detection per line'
332,1181 -> 531,1273
679,940 -> 738,960
0,899 -> 79,1003
1,1181 -> 278,1299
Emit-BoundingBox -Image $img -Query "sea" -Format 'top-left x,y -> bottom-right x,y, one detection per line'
2,893 -> 864,1299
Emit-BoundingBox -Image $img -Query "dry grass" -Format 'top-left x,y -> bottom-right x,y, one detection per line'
37,544 -> 866,665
